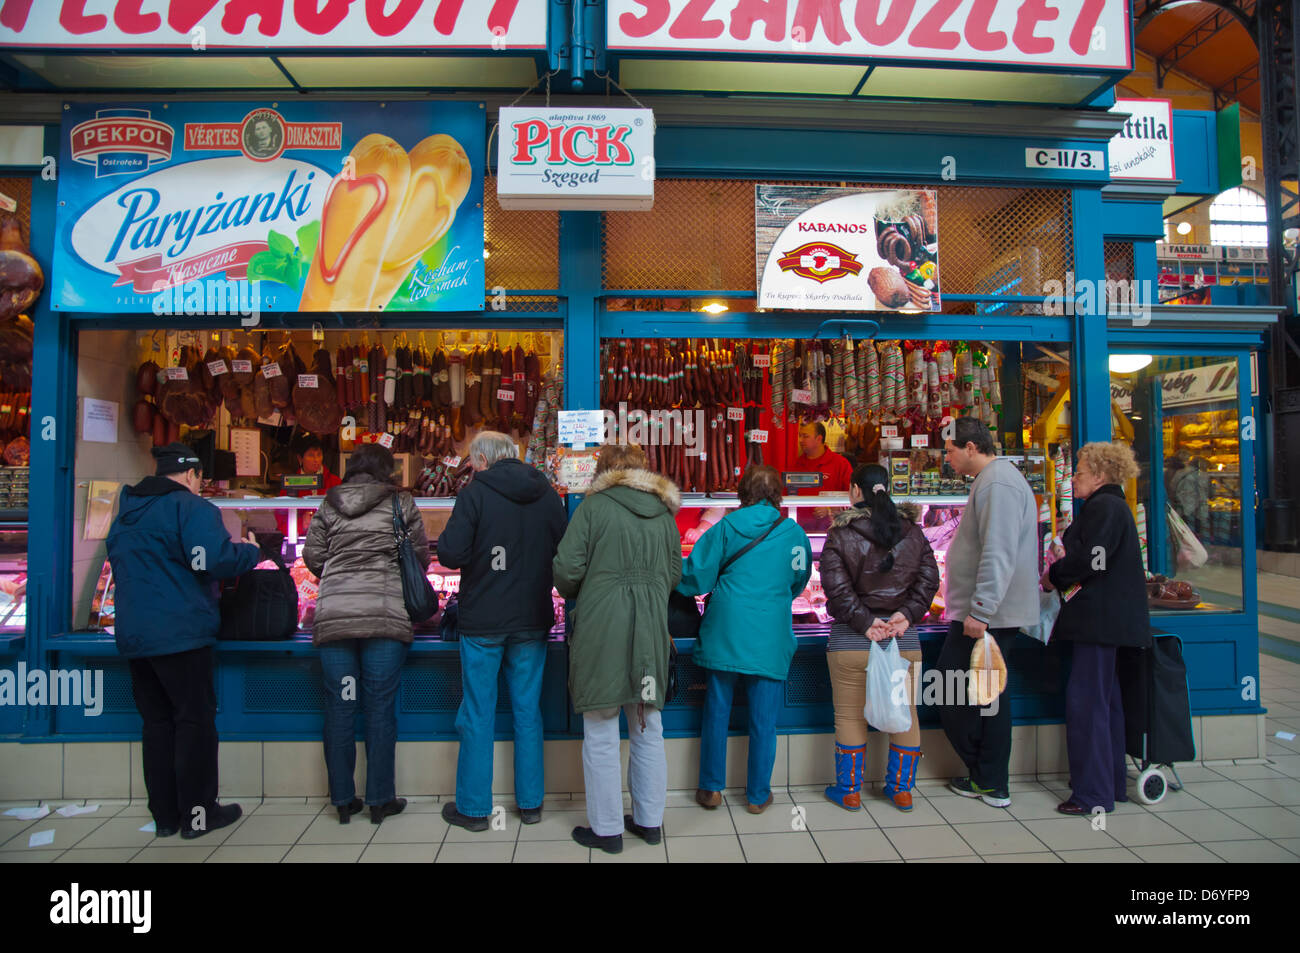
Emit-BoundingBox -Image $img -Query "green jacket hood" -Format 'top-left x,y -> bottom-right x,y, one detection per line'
587,466 -> 681,518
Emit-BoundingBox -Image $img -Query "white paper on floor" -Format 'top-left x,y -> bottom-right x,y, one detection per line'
138,821 -> 156,833
55,804 -> 100,818
28,829 -> 55,847
1277,731 -> 1297,741
3,805 -> 50,820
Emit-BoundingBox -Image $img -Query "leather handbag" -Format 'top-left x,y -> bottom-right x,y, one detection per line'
391,494 -> 438,623
219,546 -> 298,641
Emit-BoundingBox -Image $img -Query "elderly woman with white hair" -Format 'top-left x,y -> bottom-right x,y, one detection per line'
1042,441 -> 1151,816
436,430 -> 568,832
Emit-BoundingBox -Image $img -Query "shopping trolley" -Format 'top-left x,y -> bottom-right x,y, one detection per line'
1118,631 -> 1197,804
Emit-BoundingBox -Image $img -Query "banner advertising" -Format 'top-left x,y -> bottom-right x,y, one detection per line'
55,102 -> 484,314
756,185 -> 939,312
497,107 -> 655,210
607,0 -> 1131,71
1108,99 -> 1174,180
0,1 -> 546,49
1161,362 -> 1238,409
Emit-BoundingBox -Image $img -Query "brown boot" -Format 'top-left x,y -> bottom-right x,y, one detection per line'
695,788 -> 722,809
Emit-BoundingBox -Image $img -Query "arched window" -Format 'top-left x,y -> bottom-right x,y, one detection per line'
1210,187 -> 1268,246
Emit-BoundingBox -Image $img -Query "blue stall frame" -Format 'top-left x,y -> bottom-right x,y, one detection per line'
5,104 -> 1276,747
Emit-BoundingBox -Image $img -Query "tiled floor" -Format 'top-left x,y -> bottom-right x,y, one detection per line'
3,655 -> 1298,864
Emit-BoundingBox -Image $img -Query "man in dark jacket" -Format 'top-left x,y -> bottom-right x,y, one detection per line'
106,444 -> 260,839
436,431 -> 567,831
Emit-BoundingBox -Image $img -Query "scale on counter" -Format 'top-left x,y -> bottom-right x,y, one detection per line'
281,473 -> 322,493
782,471 -> 823,493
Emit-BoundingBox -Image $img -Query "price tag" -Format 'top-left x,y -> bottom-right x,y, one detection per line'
911,434 -> 930,448
443,455 -> 462,468
377,433 -> 394,449
558,410 -> 605,447
748,429 -> 769,443
791,388 -> 814,404
163,367 -> 189,381
297,374 -> 319,389
261,362 -> 282,379
881,424 -> 899,438
726,407 -> 745,421
231,360 -> 253,373
752,353 -> 772,368
497,389 -> 515,402
207,359 -> 229,376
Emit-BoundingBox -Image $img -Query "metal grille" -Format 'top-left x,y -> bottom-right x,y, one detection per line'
244,661 -> 325,712
100,661 -> 137,714
484,174 -> 558,302
785,656 -> 833,706
1105,241 -> 1136,283
672,655 -> 710,707
400,660 -> 512,713
603,179 -> 1073,303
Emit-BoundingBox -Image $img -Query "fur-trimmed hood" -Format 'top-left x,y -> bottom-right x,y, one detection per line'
587,466 -> 681,516
831,500 -> 920,530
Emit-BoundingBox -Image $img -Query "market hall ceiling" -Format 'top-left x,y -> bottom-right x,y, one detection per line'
1134,0 -> 1261,114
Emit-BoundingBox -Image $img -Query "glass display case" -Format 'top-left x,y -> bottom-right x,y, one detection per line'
0,513 -> 27,635
79,496 -> 566,639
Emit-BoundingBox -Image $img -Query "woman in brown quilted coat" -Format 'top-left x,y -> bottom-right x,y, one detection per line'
303,443 -> 430,825
819,463 -> 939,813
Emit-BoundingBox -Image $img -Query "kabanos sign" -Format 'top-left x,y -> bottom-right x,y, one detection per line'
497,107 -> 654,211
607,0 -> 1132,72
0,0 -> 546,49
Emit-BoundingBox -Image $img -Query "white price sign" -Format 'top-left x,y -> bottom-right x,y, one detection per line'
881,425 -> 899,438
377,433 -> 394,449
727,407 -> 745,421
231,360 -> 253,373
747,429 -> 769,444
497,389 -> 515,402
297,374 -> 319,389
752,353 -> 771,368
791,388 -> 814,404
163,366 -> 188,381
911,435 -> 930,448
262,362 -> 282,379
558,409 -> 606,447
207,360 -> 229,376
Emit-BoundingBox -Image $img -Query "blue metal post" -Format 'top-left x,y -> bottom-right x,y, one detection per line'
1072,188 -> 1112,447
559,211 -> 601,412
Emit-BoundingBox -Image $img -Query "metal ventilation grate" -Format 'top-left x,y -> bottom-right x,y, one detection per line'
100,661 -> 138,714
244,661 -> 325,713
1105,240 -> 1136,283
785,655 -> 833,706
484,174 -> 558,294
603,179 -> 1073,304
400,660 -> 512,713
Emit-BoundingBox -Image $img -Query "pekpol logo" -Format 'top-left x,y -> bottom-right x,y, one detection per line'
70,108 -> 174,179
776,240 -> 863,283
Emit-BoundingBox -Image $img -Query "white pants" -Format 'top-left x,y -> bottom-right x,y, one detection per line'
581,704 -> 667,837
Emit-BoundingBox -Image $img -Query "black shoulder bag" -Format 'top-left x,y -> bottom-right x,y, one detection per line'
392,494 -> 439,623
219,545 -> 299,641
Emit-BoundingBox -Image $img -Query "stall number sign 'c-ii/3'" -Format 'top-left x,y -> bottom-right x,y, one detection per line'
1025,148 -> 1105,171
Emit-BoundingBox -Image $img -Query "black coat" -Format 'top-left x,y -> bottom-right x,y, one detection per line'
1048,484 -> 1152,648
436,458 -> 567,637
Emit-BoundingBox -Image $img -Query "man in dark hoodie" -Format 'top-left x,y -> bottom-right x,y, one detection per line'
106,443 -> 260,839
437,431 -> 567,832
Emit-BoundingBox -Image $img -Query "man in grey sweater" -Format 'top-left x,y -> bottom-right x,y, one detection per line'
938,417 -> 1040,808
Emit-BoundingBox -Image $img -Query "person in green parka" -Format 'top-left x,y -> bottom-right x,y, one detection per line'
552,443 -> 682,854
676,465 -> 812,814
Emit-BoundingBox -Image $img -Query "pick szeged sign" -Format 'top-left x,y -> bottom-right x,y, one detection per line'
0,0 -> 547,49
607,0 -> 1132,71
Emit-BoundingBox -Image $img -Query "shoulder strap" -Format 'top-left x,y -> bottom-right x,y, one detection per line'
718,512 -> 784,577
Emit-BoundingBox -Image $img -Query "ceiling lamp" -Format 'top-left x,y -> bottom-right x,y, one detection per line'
1109,354 -> 1153,374
1176,221 -> 1192,236
699,301 -> 728,315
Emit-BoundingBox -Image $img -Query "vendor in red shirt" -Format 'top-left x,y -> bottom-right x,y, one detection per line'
278,437 -> 342,538
791,421 -> 853,496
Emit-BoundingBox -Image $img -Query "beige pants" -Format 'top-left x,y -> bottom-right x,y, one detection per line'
827,648 -> 922,748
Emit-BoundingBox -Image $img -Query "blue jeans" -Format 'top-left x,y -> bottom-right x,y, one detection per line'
319,638 -> 408,807
698,668 -> 782,806
455,632 -> 547,818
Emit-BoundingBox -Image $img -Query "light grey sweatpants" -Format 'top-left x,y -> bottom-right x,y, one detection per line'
581,703 -> 667,837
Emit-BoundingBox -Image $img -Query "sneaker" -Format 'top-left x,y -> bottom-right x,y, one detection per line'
180,802 -> 241,840
572,825 -> 622,854
520,806 -> 542,825
948,778 -> 1011,808
441,801 -> 488,832
623,814 -> 662,845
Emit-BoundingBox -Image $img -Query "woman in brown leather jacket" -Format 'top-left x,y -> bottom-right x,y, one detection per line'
819,463 -> 939,812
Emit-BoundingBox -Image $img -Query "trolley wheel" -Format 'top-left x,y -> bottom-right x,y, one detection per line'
1137,767 -> 1167,804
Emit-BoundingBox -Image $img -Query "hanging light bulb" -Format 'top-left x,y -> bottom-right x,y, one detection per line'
1109,354 -> 1153,374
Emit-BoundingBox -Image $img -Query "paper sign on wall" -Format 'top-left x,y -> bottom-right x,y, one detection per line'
81,398 -> 118,443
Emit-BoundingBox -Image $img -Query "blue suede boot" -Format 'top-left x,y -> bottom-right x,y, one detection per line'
824,742 -> 866,811
882,743 -> 922,811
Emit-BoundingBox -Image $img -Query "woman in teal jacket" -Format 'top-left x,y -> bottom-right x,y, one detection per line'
677,465 -> 811,814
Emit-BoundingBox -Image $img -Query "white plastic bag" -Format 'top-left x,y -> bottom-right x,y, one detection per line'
1166,503 -> 1208,569
1021,589 -> 1061,644
864,638 -> 912,735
